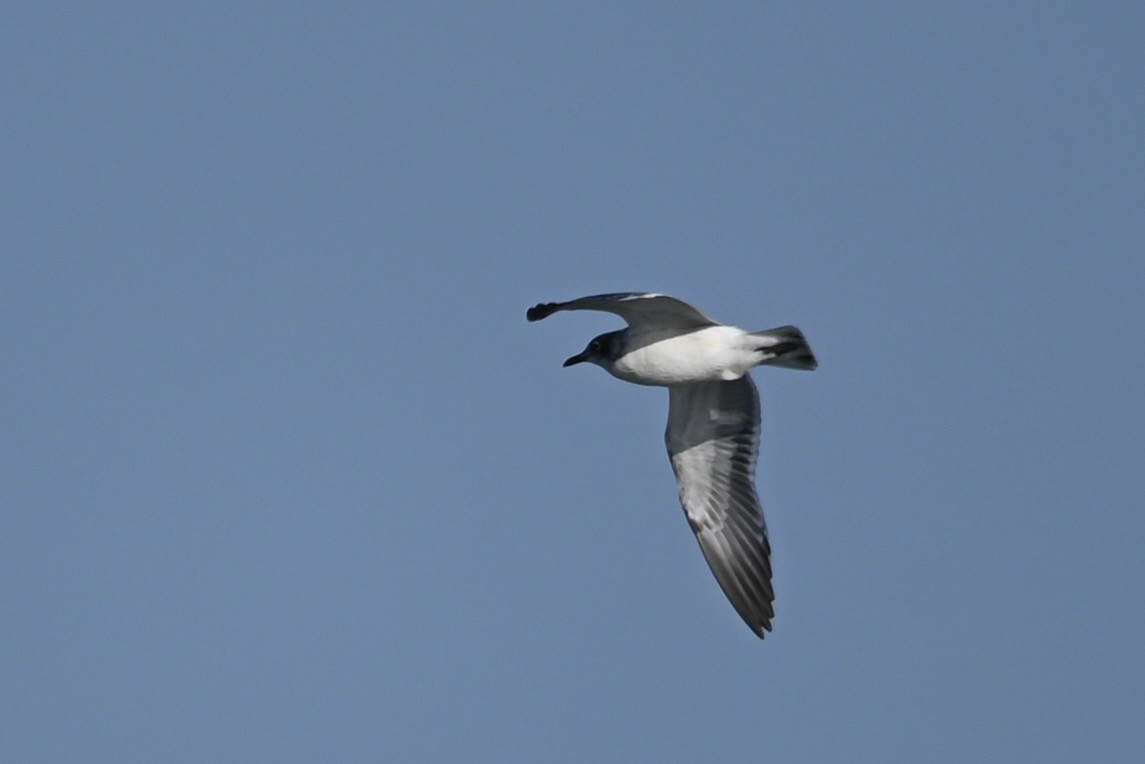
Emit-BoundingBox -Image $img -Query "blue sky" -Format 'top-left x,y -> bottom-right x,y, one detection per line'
3,2 -> 1143,761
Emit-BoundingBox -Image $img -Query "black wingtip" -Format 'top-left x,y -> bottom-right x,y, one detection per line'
526,302 -> 558,322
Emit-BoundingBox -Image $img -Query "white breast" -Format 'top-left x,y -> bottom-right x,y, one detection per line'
609,326 -> 756,386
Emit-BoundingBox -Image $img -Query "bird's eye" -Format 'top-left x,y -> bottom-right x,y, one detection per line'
590,340 -> 602,352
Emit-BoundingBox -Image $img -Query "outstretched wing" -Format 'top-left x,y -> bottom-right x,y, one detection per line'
665,376 -> 773,638
526,292 -> 718,332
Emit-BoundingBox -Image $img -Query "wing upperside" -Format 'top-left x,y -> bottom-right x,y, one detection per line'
527,292 -> 717,330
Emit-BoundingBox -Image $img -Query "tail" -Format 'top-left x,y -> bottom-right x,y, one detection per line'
750,326 -> 818,370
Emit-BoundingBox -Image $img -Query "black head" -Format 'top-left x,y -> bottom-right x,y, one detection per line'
563,331 -> 623,368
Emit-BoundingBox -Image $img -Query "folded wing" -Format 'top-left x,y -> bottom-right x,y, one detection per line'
665,376 -> 774,637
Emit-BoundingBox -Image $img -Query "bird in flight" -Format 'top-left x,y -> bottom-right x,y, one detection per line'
527,292 -> 816,638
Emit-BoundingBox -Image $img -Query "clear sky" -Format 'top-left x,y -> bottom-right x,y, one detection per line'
3,3 -> 1143,761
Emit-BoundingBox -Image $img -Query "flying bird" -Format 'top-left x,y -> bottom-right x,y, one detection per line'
527,292 -> 816,638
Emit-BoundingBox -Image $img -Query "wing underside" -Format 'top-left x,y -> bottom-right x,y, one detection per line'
666,376 -> 774,637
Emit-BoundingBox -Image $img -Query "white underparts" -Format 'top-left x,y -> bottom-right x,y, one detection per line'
608,326 -> 759,386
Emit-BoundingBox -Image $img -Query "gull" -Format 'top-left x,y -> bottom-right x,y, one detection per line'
527,292 -> 816,638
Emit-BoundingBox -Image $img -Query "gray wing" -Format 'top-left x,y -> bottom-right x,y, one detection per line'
526,292 -> 718,332
665,375 -> 773,638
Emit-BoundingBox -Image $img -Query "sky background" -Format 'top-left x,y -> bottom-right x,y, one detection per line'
3,2 -> 1143,761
